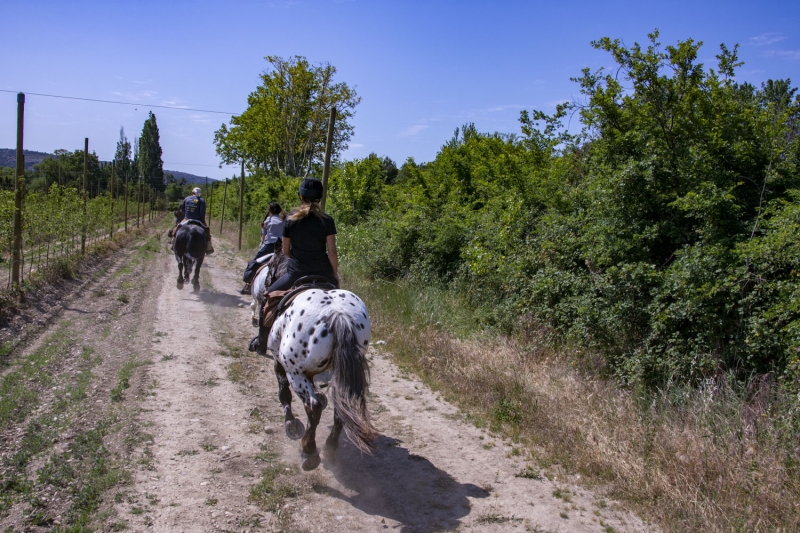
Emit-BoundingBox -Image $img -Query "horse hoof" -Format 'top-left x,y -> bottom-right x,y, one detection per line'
248,335 -> 261,352
177,281 -> 184,290
285,419 -> 305,440
302,451 -> 321,471
252,317 -> 259,328
315,392 -> 328,411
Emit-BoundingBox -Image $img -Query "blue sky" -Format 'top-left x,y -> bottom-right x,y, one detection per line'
1,0 -> 798,179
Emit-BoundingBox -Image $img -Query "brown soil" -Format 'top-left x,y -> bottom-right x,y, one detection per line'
0,229 -> 657,533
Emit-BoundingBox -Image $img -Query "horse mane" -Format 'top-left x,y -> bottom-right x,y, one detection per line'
267,242 -> 289,281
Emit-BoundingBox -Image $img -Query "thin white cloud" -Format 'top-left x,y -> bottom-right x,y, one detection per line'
160,98 -> 189,108
189,113 -> 210,124
485,104 -> 527,113
765,49 -> 800,60
112,90 -> 157,101
348,143 -> 365,148
401,124 -> 429,137
749,33 -> 785,46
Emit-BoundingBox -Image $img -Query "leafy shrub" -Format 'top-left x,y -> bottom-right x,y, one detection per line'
341,32 -> 800,388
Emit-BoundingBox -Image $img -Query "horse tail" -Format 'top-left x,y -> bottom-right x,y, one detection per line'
329,311 -> 376,453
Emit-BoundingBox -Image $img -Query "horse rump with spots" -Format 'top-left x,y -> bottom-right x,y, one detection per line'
173,222 -> 206,291
260,286 -> 377,470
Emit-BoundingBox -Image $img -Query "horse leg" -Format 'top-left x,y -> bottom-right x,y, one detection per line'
192,256 -> 204,290
324,407 -> 344,462
274,360 -> 304,440
281,370 -> 325,471
251,296 -> 259,327
300,391 -> 324,471
176,254 -> 185,289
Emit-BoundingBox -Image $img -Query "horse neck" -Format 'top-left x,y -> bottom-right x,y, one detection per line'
269,253 -> 289,278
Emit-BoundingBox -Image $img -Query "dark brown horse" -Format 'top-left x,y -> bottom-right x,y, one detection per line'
173,223 -> 206,291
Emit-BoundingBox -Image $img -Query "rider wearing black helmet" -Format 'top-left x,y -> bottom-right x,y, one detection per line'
265,178 -> 339,292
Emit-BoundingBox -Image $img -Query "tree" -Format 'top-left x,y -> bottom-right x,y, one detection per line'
138,112 -> 165,191
214,55 -> 361,177
328,154 -> 385,225
114,127 -> 132,196
32,148 -> 103,193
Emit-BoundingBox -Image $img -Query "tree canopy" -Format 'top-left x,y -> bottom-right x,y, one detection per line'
214,55 -> 360,177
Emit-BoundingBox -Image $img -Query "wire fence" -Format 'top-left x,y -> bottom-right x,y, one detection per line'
0,184 -> 153,288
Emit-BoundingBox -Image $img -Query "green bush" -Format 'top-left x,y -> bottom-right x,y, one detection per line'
340,32 -> 800,388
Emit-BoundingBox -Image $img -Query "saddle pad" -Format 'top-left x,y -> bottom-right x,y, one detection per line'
261,290 -> 293,328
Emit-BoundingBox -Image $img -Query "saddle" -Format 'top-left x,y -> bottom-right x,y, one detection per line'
261,276 -> 337,329
180,219 -> 208,230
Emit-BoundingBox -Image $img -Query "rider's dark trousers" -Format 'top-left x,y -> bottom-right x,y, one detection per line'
266,268 -> 338,293
242,242 -> 278,283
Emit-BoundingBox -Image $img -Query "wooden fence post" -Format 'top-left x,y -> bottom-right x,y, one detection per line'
110,161 -> 115,239
238,162 -> 245,250
320,106 -> 337,211
11,93 -> 24,286
124,171 -> 129,233
208,179 -> 213,226
81,137 -> 88,255
220,179 -> 228,234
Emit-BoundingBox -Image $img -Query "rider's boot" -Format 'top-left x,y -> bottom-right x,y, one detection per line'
238,282 -> 251,295
248,300 -> 271,356
170,226 -> 179,251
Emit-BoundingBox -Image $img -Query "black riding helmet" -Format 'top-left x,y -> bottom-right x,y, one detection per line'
298,178 -> 323,200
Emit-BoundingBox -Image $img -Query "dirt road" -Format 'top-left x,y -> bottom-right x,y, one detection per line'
0,228 -> 656,532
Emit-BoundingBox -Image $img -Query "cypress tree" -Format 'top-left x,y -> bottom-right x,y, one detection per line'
139,112 -> 165,191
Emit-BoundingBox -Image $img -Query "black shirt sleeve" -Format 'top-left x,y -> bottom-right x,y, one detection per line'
324,215 -> 336,236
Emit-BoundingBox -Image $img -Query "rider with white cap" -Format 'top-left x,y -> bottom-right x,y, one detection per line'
173,187 -> 214,254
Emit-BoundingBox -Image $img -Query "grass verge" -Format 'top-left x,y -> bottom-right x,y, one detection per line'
344,268 -> 800,533
249,442 -> 312,530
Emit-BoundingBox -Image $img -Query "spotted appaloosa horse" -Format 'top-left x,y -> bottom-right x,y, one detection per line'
267,288 -> 376,470
173,222 -> 206,291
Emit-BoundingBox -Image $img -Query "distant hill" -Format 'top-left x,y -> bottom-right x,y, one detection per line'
0,149 -> 53,170
0,148 -> 212,183
165,170 -> 215,185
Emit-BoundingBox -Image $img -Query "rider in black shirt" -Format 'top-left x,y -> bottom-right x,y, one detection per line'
266,178 -> 339,292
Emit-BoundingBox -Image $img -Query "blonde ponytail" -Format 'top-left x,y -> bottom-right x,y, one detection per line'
288,199 -> 323,221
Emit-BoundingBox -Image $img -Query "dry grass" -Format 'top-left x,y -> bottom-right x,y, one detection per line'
348,272 -> 800,533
